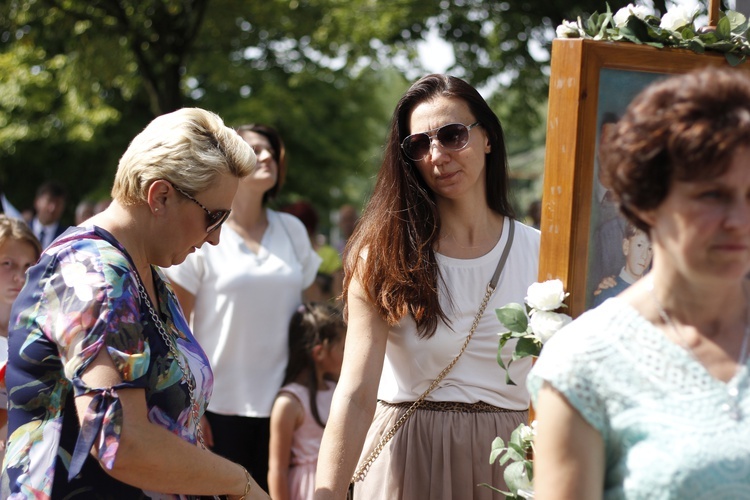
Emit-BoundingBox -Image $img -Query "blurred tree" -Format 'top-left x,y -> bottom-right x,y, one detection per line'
1,0 -> 673,220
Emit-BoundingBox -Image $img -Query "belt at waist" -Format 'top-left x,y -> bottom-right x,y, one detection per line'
379,400 -> 528,413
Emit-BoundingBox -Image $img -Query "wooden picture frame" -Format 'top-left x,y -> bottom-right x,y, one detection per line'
538,38 -> 749,317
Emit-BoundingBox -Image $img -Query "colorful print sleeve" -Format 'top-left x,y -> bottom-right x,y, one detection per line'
38,239 -> 150,478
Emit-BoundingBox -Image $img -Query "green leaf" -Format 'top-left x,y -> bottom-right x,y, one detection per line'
496,304 -> 528,333
680,27 -> 696,39
489,437 -> 506,464
685,39 -> 706,53
717,16 -> 732,39
624,15 -> 652,41
726,10 -> 747,30
499,452 -> 513,466
506,442 -> 526,462
510,426 -> 524,448
497,333 -> 512,372
705,41 -> 739,51
504,461 -> 533,495
512,336 -> 542,360
503,361 -> 518,386
726,52 -> 746,66
585,11 -> 602,35
617,27 -> 644,45
525,460 -> 534,482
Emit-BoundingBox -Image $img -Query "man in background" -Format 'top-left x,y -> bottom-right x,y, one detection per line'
29,181 -> 68,249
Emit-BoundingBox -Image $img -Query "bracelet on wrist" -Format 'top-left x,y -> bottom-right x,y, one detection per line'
238,467 -> 252,500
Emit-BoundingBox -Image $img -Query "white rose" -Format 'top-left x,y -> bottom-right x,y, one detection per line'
613,4 -> 652,27
660,5 -> 697,31
529,310 -> 572,343
556,20 -> 583,38
519,424 -> 536,442
525,279 -> 567,311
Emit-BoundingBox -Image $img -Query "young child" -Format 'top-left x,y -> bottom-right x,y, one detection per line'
268,303 -> 346,500
0,216 -> 41,462
592,222 -> 653,307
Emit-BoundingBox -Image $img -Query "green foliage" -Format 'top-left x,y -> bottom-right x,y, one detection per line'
2,0 -> 676,221
559,7 -> 750,65
495,302 -> 542,386
480,422 -> 535,499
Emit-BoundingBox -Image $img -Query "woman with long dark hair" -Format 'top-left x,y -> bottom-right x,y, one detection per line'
315,74 -> 540,499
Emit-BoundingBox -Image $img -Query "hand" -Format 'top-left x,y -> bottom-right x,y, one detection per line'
593,275 -> 617,296
200,415 -> 214,448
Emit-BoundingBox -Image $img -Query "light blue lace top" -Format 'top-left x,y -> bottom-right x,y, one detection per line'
528,298 -> 750,500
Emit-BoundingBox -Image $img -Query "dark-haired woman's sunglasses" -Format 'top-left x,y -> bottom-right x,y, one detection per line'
400,121 -> 480,161
170,183 -> 231,234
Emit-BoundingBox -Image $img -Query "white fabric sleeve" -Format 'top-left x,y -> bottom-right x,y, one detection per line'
163,251 -> 205,295
277,211 -> 322,289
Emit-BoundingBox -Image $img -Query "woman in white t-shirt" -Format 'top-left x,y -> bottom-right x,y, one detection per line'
167,124 -> 321,493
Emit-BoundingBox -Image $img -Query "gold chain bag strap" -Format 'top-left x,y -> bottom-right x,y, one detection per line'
351,220 -> 516,484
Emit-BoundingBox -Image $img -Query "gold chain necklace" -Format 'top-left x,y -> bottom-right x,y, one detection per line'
648,277 -> 750,421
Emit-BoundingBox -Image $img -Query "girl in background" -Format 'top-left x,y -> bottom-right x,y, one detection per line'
269,303 -> 346,500
0,216 -> 41,463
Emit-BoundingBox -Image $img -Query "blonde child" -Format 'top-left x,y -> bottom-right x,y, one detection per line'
268,303 -> 345,500
0,216 -> 41,462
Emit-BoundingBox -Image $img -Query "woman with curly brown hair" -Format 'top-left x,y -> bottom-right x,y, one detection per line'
530,67 -> 750,499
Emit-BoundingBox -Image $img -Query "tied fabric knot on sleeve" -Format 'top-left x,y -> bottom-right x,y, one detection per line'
2,226 -> 214,499
69,386 -> 124,480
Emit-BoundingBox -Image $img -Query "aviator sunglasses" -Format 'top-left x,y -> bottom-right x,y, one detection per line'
170,182 -> 231,234
400,121 -> 480,161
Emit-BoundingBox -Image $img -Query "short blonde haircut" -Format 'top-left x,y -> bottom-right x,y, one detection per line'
0,215 -> 42,260
112,108 -> 256,204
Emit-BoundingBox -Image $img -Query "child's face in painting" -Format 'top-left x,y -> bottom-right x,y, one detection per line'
623,231 -> 653,278
0,240 -> 37,305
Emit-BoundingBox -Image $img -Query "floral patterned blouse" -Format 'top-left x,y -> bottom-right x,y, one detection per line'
1,226 -> 213,499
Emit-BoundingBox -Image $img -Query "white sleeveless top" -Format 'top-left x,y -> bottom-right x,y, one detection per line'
377,218 -> 540,410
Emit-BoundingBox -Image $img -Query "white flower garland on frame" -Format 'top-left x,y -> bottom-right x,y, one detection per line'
556,3 -> 750,66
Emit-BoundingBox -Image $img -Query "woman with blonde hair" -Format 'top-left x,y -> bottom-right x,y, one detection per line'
168,123 -> 321,492
2,108 -> 270,499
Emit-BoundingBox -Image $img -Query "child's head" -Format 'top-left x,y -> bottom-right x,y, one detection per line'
284,302 -> 346,428
285,302 -> 346,386
622,222 -> 652,280
0,216 -> 41,306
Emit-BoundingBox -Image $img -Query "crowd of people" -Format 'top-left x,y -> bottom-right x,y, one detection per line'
0,67 -> 748,500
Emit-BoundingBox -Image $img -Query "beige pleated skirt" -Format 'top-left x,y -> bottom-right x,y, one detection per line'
352,400 -> 528,500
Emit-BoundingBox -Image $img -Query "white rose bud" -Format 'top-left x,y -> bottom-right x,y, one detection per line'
525,279 -> 567,311
660,5 -> 697,31
614,4 -> 652,27
519,424 -> 535,442
556,20 -> 583,38
529,310 -> 572,343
